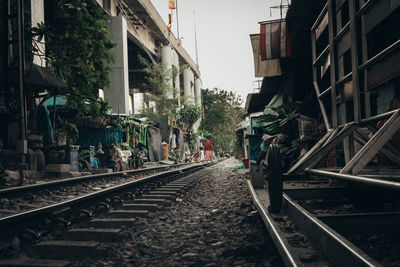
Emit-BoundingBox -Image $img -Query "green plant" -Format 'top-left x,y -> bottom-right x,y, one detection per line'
55,119 -> 79,145
32,0 -> 115,117
78,149 -> 94,171
200,88 -> 244,152
177,105 -> 201,151
258,102 -> 301,138
139,55 -> 178,120
177,105 -> 201,130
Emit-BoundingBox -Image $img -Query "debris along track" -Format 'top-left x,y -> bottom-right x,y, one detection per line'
249,172 -> 400,267
0,165 -> 181,220
0,163 -> 207,265
0,159 -> 283,266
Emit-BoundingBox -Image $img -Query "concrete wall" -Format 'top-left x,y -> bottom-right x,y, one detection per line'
104,16 -> 130,115
31,0 -> 45,66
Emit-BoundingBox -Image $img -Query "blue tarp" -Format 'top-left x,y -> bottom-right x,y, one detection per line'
248,135 -> 262,161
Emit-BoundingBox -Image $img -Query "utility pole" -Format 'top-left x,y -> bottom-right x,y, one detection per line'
193,10 -> 199,67
176,0 -> 180,39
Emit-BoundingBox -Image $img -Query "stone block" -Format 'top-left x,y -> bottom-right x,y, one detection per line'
107,210 -> 148,218
45,164 -> 71,173
94,168 -> 113,174
0,258 -> 70,267
29,241 -> 104,258
65,228 -> 121,242
89,218 -> 137,228
122,203 -> 159,211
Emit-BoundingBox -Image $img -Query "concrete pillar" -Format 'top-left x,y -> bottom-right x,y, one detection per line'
31,0 -> 45,66
183,68 -> 195,105
104,16 -> 129,115
194,78 -> 202,108
174,66 -> 180,107
171,50 -> 180,107
161,45 -> 173,99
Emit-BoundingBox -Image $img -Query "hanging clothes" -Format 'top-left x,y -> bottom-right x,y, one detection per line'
170,133 -> 177,149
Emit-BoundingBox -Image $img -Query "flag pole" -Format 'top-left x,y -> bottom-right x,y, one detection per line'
193,10 -> 199,67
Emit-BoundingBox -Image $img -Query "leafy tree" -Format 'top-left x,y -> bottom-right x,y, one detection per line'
139,55 -> 178,120
32,0 -> 115,117
177,104 -> 201,150
200,88 -> 244,152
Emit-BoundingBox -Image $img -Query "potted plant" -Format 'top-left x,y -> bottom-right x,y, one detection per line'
55,120 -> 79,146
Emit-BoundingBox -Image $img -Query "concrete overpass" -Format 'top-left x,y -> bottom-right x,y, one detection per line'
95,0 -> 202,115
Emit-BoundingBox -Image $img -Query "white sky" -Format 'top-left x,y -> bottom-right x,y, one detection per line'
150,0 -> 285,104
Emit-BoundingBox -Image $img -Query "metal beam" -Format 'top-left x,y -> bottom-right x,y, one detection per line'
318,212 -> 400,235
353,131 -> 400,166
327,0 -> 338,127
361,109 -> 397,124
311,24 -> 330,131
341,110 -> 400,174
287,124 -> 358,174
323,127 -> 340,147
366,124 -> 400,158
307,124 -> 358,169
282,194 -> 380,267
286,130 -> 334,175
313,82 -> 330,131
308,168 -> 400,192
349,0 -> 361,123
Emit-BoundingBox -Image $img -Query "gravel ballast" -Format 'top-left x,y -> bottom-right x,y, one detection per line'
83,158 -> 283,266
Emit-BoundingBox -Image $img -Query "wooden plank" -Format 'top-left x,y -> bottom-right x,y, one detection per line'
341,111 -> 400,174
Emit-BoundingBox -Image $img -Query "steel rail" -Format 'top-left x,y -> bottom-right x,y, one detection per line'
0,164 -> 205,228
0,165 -> 171,198
307,168 -> 400,192
247,181 -> 303,267
283,194 -> 381,267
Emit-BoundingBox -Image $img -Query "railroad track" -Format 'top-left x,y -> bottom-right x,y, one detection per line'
0,162 -> 214,266
0,164 -> 192,225
248,174 -> 400,266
